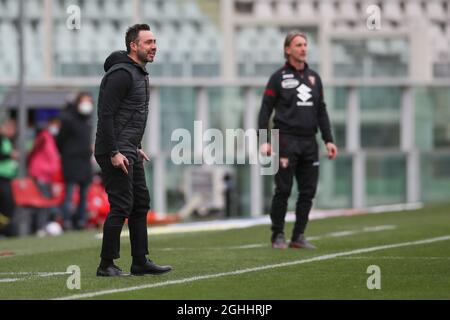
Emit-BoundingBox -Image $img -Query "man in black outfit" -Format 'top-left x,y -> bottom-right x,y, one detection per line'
94,24 -> 172,276
258,31 -> 338,250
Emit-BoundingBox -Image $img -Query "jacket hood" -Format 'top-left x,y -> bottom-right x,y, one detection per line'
103,51 -> 148,74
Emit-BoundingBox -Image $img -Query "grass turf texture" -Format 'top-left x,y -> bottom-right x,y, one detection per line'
0,204 -> 449,300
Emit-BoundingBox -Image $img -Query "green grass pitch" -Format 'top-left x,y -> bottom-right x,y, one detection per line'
0,204 -> 449,300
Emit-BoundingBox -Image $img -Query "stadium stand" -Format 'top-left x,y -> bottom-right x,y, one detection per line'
0,0 -> 449,78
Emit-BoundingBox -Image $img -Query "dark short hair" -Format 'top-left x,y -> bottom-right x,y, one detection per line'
125,24 -> 151,53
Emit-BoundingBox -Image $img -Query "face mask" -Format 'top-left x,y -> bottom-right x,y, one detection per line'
48,126 -> 59,136
78,102 -> 93,115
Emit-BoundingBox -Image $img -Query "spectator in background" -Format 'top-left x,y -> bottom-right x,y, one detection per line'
27,117 -> 62,234
57,92 -> 94,230
0,118 -> 19,237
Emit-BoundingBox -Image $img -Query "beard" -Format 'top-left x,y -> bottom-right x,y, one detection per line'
137,48 -> 154,64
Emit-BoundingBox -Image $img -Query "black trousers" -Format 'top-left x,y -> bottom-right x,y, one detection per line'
95,155 -> 150,260
270,136 -> 319,241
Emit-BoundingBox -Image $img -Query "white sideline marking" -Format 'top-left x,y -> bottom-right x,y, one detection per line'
230,225 -> 397,249
153,225 -> 396,251
0,272 -> 70,283
0,278 -> 20,283
0,272 -> 69,276
95,203 -> 423,240
326,225 -> 397,238
230,244 -> 266,249
363,226 -> 397,232
337,256 -> 450,260
53,235 -> 450,300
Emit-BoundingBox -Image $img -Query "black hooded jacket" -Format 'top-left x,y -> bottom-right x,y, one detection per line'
258,62 -> 334,143
94,51 -> 150,162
